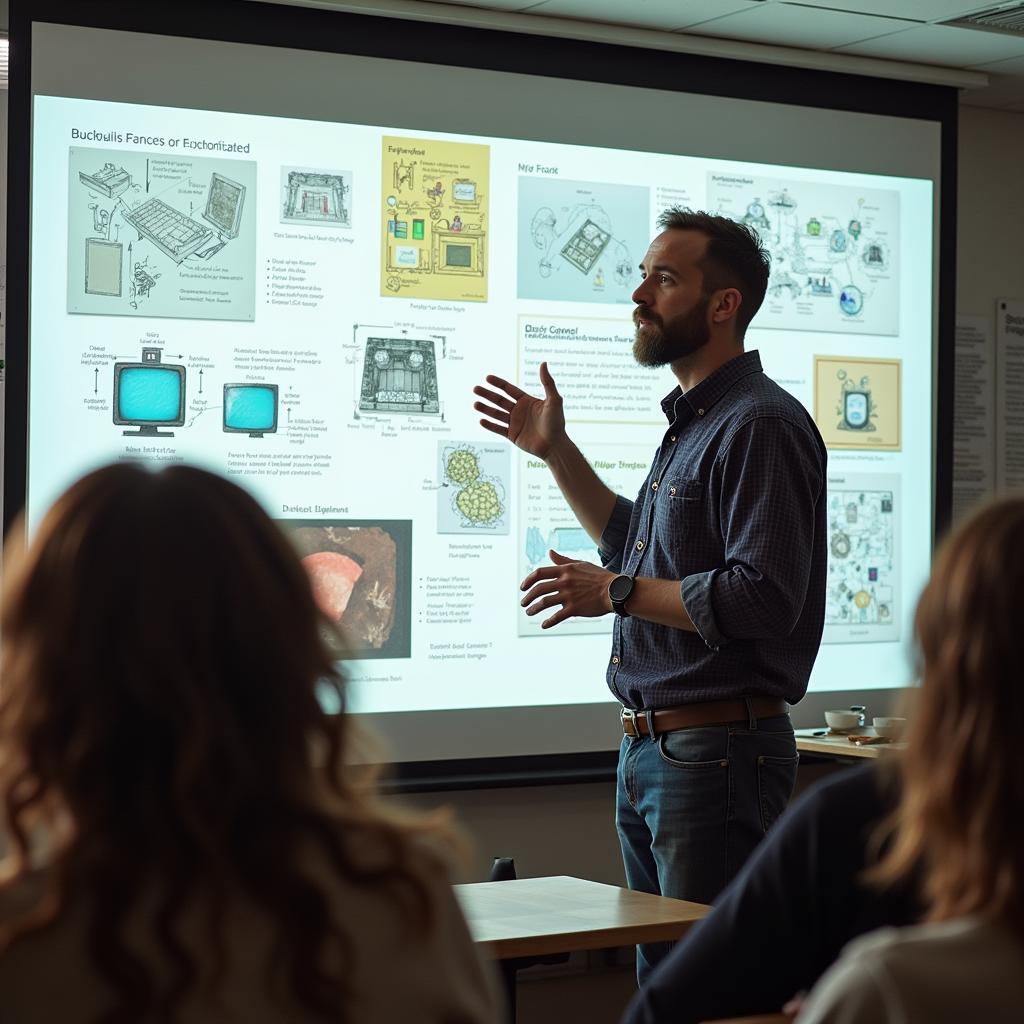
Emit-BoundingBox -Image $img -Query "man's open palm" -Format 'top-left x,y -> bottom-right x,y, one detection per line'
472,362 -> 565,460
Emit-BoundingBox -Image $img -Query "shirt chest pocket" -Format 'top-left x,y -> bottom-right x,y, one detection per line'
656,478 -> 704,543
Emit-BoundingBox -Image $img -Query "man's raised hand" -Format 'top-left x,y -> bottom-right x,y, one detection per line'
472,361 -> 565,460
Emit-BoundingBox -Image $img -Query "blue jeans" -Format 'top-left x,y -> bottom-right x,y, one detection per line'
616,712 -> 798,982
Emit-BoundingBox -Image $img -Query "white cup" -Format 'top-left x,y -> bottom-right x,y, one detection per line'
824,709 -> 863,731
873,716 -> 907,740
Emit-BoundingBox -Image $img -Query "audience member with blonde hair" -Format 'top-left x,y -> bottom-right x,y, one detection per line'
798,496 -> 1024,1023
0,464 -> 498,1023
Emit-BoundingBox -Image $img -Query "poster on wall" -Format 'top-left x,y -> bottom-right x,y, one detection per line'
953,314 -> 995,523
996,299 -> 1024,493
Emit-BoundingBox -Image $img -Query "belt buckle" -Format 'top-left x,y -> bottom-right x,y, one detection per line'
621,707 -> 640,738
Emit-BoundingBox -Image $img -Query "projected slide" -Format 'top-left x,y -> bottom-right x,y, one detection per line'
28,82 -> 934,722
708,172 -> 899,336
68,147 -> 257,321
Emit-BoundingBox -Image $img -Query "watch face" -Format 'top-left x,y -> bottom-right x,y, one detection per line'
609,575 -> 633,603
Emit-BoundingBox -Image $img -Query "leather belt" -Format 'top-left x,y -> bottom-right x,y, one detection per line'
620,697 -> 789,738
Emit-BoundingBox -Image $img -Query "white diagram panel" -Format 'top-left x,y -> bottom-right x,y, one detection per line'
708,172 -> 899,336
823,472 -> 900,644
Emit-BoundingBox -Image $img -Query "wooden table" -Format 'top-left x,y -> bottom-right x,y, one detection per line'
456,874 -> 708,960
795,727 -> 906,759
457,875 -> 707,1019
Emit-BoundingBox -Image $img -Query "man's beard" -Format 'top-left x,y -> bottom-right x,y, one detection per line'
632,296 -> 711,367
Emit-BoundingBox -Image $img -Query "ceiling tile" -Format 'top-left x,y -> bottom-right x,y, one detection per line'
415,0 -> 542,10
780,1 -> 996,23
836,23 -> 1024,66
525,0 -> 758,31
680,4 -> 917,50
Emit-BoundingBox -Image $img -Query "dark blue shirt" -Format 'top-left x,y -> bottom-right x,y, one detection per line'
600,349 -> 827,709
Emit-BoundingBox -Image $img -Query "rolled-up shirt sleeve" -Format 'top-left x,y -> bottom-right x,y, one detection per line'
598,494 -> 635,573
681,415 -> 824,645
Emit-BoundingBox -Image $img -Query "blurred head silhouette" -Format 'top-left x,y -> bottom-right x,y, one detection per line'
0,463 -> 434,1021
874,496 -> 1024,936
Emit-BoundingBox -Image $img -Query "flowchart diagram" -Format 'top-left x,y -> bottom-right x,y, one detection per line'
708,172 -> 899,336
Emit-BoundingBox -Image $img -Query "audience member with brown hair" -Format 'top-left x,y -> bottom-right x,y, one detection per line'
798,496 -> 1024,1023
0,463 -> 498,1024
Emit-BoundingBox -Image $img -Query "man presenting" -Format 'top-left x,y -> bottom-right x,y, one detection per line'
473,209 -> 827,979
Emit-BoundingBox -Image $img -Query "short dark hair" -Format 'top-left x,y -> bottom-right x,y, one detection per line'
656,207 -> 770,337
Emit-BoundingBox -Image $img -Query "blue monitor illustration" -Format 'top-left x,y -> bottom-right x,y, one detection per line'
223,383 -> 278,437
112,348 -> 186,437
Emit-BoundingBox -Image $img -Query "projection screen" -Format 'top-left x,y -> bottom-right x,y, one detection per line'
6,0 -> 954,777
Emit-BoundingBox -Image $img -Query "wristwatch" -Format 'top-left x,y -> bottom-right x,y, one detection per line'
608,574 -> 635,618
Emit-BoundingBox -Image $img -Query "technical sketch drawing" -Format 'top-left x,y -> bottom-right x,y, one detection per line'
438,442 -> 510,534
120,172 -> 245,264
836,369 -> 875,432
204,173 -> 246,239
380,136 -> 489,302
128,256 -> 160,310
84,239 -> 123,297
708,172 -> 899,336
68,146 -> 257,322
79,162 -> 131,198
122,198 -> 214,263
518,177 -> 648,306
358,337 -> 440,415
560,219 -> 611,274
823,475 -> 900,644
111,348 -> 186,438
814,356 -> 901,451
282,169 -> 351,226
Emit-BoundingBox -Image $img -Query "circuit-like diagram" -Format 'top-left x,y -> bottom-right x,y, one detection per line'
823,477 -> 900,643
380,136 -> 489,302
708,173 -> 899,336
358,337 -> 440,415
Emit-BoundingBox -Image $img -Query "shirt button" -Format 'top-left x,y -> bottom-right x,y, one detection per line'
636,540 -> 645,551
611,655 -> 620,665
652,481 -> 659,491
669,435 -> 677,442
669,486 -> 677,495
697,408 -> 705,416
